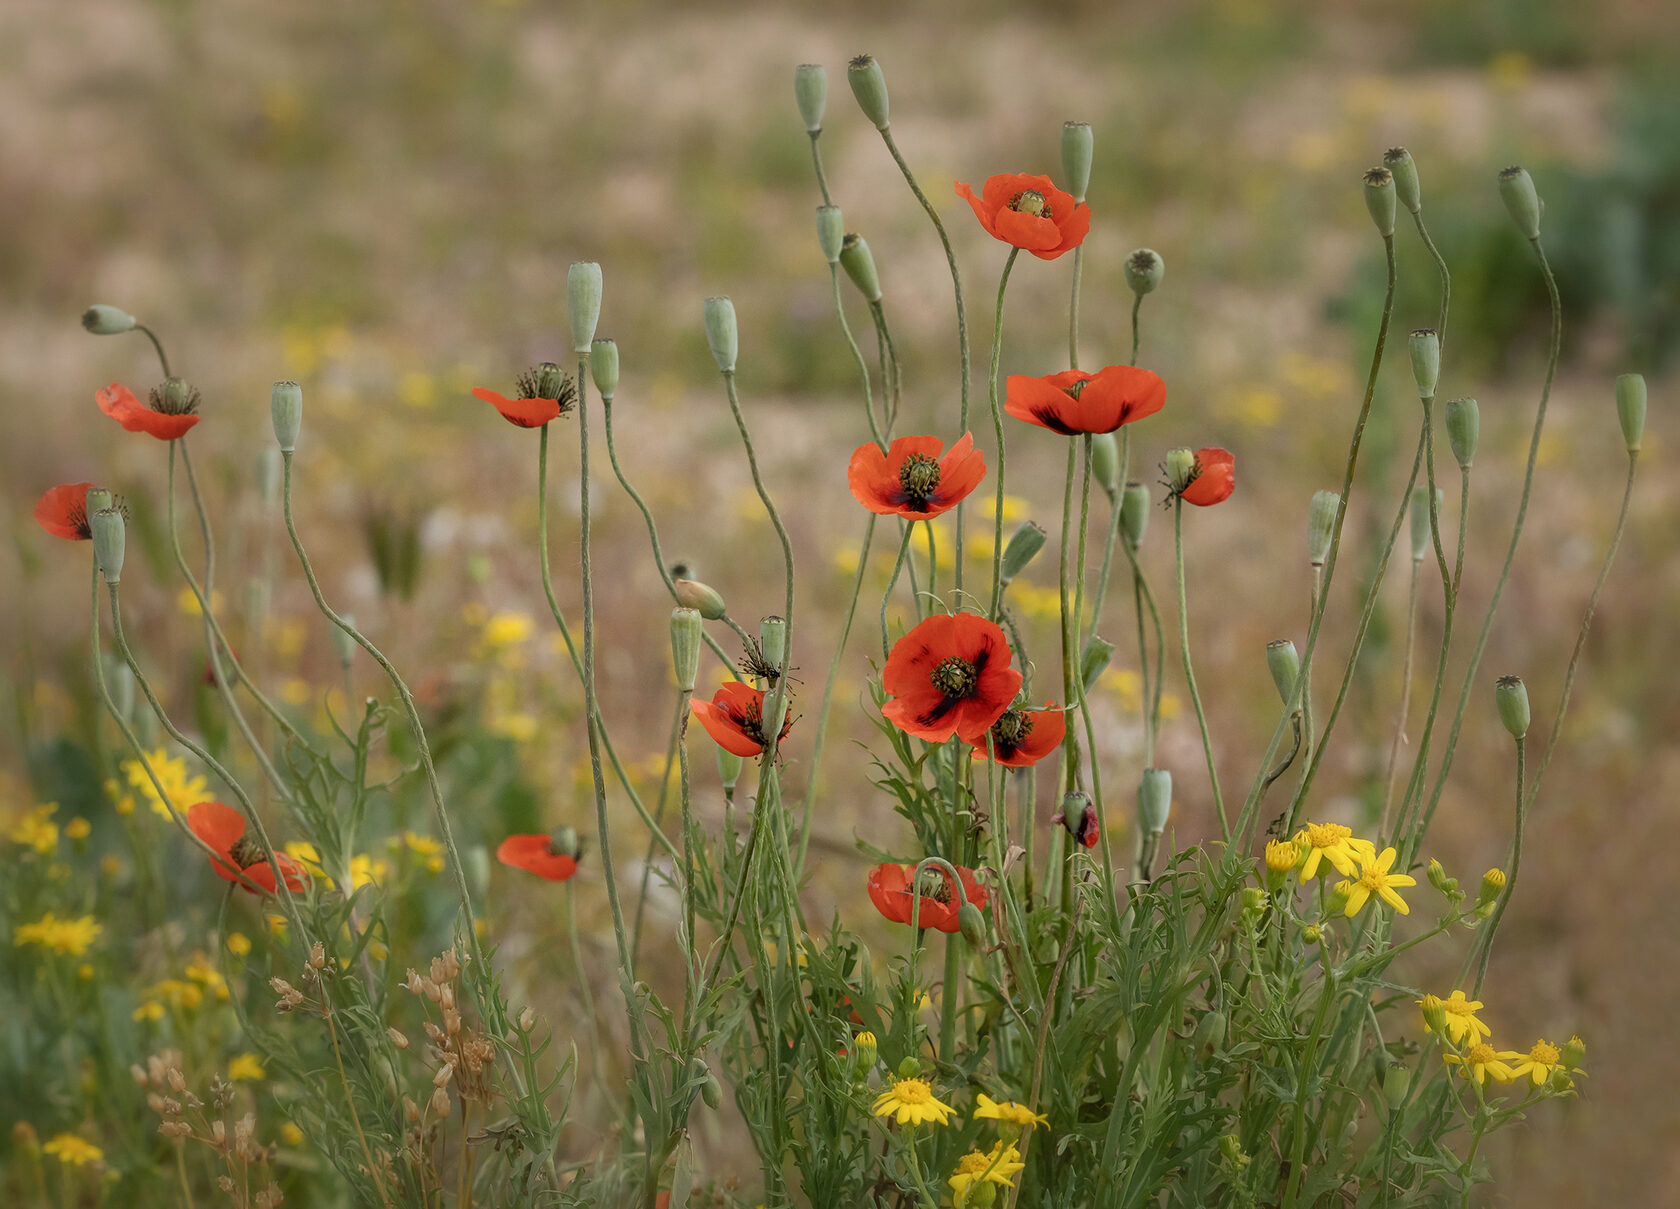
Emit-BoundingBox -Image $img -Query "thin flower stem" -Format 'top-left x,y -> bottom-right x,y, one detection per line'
807,132 -> 831,206
324,1003 -> 391,1208
880,524 -> 914,660
1472,737 -> 1525,997
1085,431 -> 1131,644
1069,437 -> 1120,912
1411,239 -> 1561,859
1068,245 -> 1085,369
1129,294 -> 1142,366
720,370 -> 796,690
987,249 -> 1021,617
631,701 -> 685,972
923,513 -> 938,606
830,266 -> 885,451
871,301 -> 903,430
134,323 -> 171,377
1378,557 -> 1422,824
677,689 -> 699,1031
1411,209 -> 1451,344
565,880 -> 609,1103
1174,499 -> 1228,840
1523,451 -> 1638,811
1058,443 -> 1080,794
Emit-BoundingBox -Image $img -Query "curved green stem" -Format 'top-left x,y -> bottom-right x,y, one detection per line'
986,249 -> 1021,616
1174,499 -> 1228,839
1472,737 -> 1525,996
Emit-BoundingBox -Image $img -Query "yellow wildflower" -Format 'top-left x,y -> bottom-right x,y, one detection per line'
1264,838 -> 1303,874
184,954 -> 230,1000
1420,990 -> 1492,1047
281,1123 -> 305,1146
175,586 -> 227,617
10,804 -> 60,853
14,913 -> 102,957
348,854 -> 387,890
105,778 -> 136,815
122,749 -> 208,821
1445,1043 -> 1519,1086
404,832 -> 446,874
1336,846 -> 1415,917
1508,1039 -> 1568,1087
132,1000 -> 165,1023
100,855 -> 123,879
268,914 -> 288,939
481,611 -> 534,650
973,1093 -> 1047,1128
1293,822 -> 1374,880
872,1077 -> 956,1127
78,964 -> 94,980
42,1134 -> 102,1166
228,1053 -> 266,1082
490,711 -> 539,742
65,818 -> 91,840
143,979 -> 203,1013
227,932 -> 252,957
949,1142 -> 1025,1201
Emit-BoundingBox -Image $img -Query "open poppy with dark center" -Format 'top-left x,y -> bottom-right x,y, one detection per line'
954,172 -> 1090,261
1175,447 -> 1236,507
847,433 -> 985,519
496,834 -> 580,882
96,381 -> 202,441
1004,366 -> 1165,436
867,862 -> 989,933
690,682 -> 794,757
473,363 -> 578,428
967,701 -> 1066,767
882,613 -> 1021,744
33,483 -> 98,540
187,801 -> 307,895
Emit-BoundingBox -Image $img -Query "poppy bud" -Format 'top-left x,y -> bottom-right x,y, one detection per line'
568,262 -> 603,354
1164,448 -> 1197,495
1124,248 -> 1164,296
590,340 -> 619,398
1058,791 -> 1096,849
794,63 -> 826,134
1408,329 -> 1440,399
853,1030 -> 878,1074
673,578 -> 727,620
703,296 -> 738,374
700,1070 -> 723,1110
85,487 -> 113,515
715,746 -> 742,792
1560,1035 -> 1585,1069
1081,635 -> 1115,691
1191,1009 -> 1226,1052
1120,482 -> 1151,550
1308,490 -> 1340,567
896,1055 -> 921,1079
1137,767 -> 1171,837
92,507 -> 126,584
816,205 -> 845,264
847,54 -> 890,130
1383,1063 -> 1411,1110
839,234 -> 883,303
1383,147 -> 1421,214
1444,397 -> 1479,468
1494,675 -> 1529,740
1090,432 -> 1121,499
1409,487 -> 1441,562
1061,121 -> 1094,204
670,607 -> 702,693
82,303 -> 138,335
1266,639 -> 1299,706
1497,166 -> 1541,240
1363,166 -> 1396,238
271,381 -> 302,452
1615,372 -> 1646,453
548,826 -> 582,861
1476,867 -> 1506,913
957,902 -> 986,947
758,615 -> 787,673
332,615 -> 357,669
999,521 -> 1047,585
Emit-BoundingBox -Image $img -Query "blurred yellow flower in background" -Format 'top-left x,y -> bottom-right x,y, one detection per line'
122,749 -> 208,821
42,1134 -> 102,1166
404,831 -> 446,874
9,804 -> 60,853
14,913 -> 102,956
228,1053 -> 266,1081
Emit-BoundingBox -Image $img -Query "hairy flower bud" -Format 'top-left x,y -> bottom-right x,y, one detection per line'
839,234 -> 882,302
1408,329 -> 1440,399
1476,867 -> 1506,914
1081,634 -> 1115,691
715,746 -> 742,792
1444,397 -> 1479,468
1137,768 -> 1171,837
92,507 -> 126,584
1120,482 -> 1151,550
1615,372 -> 1646,453
1266,639 -> 1299,706
957,902 -> 986,948
1164,448 -> 1196,495
1363,166 -> 1396,238
1090,432 -> 1120,499
703,296 -> 738,373
567,262 -> 603,354
1125,248 -> 1164,296
270,381 -> 302,452
1308,490 -> 1340,566
794,63 -> 826,134
853,1030 -> 878,1075
82,303 -> 137,335
670,608 -> 702,693
1061,121 -> 1093,204
999,521 -> 1047,585
1409,487 -> 1441,562
1497,166 -> 1541,240
591,339 -> 619,397
1560,1035 -> 1585,1070
673,578 -> 727,620
896,1055 -> 921,1080
1383,1062 -> 1411,1110
847,54 -> 890,130
1495,675 -> 1530,740
816,205 -> 845,264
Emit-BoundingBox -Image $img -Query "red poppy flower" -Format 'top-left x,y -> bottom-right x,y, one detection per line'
496,834 -> 579,882
867,862 -> 990,933
881,613 -> 1021,745
967,701 -> 1066,767
1177,447 -> 1236,507
1059,799 -> 1100,850
96,383 -> 201,441
954,172 -> 1090,261
34,482 -> 98,540
690,682 -> 793,757
187,801 -> 307,895
472,365 -> 577,428
1004,365 -> 1165,436
847,433 -> 986,520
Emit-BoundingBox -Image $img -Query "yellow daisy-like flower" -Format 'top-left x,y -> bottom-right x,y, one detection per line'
280,1123 -> 305,1146
1264,838 -> 1303,874
132,1000 -> 165,1023
1419,990 -> 1491,1048
1508,1039 -> 1565,1087
143,979 -> 203,1013
13,913 -> 102,957
122,749 -> 209,821
872,1077 -> 956,1127
42,1133 -> 103,1166
973,1093 -> 1048,1128
65,817 -> 91,840
228,1053 -> 267,1082
1336,846 -> 1415,917
404,831 -> 447,874
10,804 -> 60,853
184,953 -> 230,1001
1445,1042 -> 1520,1086
949,1141 -> 1025,1201
1293,822 -> 1375,880
227,932 -> 252,957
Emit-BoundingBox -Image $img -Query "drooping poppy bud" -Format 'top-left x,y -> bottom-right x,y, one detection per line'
1615,373 -> 1645,453
1125,248 -> 1164,296
999,521 -> 1047,585
271,381 -> 302,452
81,304 -> 137,335
1445,397 -> 1479,468
1383,147 -> 1421,214
703,296 -> 738,373
1308,491 -> 1340,567
1058,791 -> 1098,850
673,578 -> 727,621
568,262 -> 603,354
1363,166 -> 1396,238
1266,639 -> 1299,706
1061,121 -> 1093,204
816,205 -> 845,263
1137,768 -> 1171,837
1081,635 -> 1114,691
840,234 -> 883,302
715,746 -> 742,793
1497,166 -> 1541,240
1408,329 -> 1440,398
957,902 -> 986,947
92,507 -> 126,584
794,63 -> 827,134
1383,1063 -> 1412,1110
1495,675 -> 1530,740
591,339 -> 619,398
1120,483 -> 1151,550
847,54 -> 890,130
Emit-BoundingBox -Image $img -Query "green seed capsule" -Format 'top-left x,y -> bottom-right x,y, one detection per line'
1091,431 -> 1121,499
1495,675 -> 1530,740
1497,165 -> 1542,240
816,205 -> 845,264
1308,490 -> 1340,566
1408,329 -> 1440,399
999,521 -> 1047,585
670,608 -> 703,693
1615,373 -> 1646,453
590,340 -> 619,397
1061,121 -> 1093,204
847,54 -> 890,130
1445,397 -> 1479,468
1125,248 -> 1164,296
839,234 -> 882,303
1081,635 -> 1115,691
1164,448 -> 1196,495
794,63 -> 826,134
567,262 -> 603,354
1120,482 -> 1151,549
758,615 -> 787,672
81,304 -> 136,335
1363,166 -> 1396,238
1137,768 -> 1171,836
271,381 -> 303,451
91,507 -> 126,584
1266,639 -> 1299,706
703,296 -> 738,373
1383,147 -> 1421,214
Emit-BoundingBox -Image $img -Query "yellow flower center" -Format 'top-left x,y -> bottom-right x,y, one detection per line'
1465,1044 -> 1496,1065
1444,998 -> 1475,1016
891,1077 -> 933,1105
956,1151 -> 991,1175
1528,1040 -> 1560,1065
1357,864 -> 1386,891
1305,822 -> 1350,848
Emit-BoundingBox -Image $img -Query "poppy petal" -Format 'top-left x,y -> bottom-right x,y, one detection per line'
34,482 -> 97,541
473,387 -> 561,428
1181,447 -> 1235,506
1004,375 -> 1083,434
992,207 -> 1064,252
497,834 -> 579,881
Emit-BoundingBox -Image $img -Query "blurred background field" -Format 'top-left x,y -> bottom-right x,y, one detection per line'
2,0 -> 1677,1203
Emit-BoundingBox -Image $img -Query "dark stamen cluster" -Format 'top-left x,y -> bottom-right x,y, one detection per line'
897,453 -> 942,505
228,835 -> 265,870
992,709 -> 1033,748
148,382 -> 201,416
930,656 -> 978,700
514,367 -> 579,415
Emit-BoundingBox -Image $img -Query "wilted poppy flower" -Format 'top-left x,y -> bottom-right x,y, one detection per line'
96,382 -> 201,441
1004,366 -> 1165,435
847,433 -> 985,519
967,701 -> 1065,767
34,482 -> 98,540
472,364 -> 577,428
867,862 -> 989,933
690,682 -> 793,757
1176,447 -> 1236,507
496,834 -> 579,882
187,801 -> 307,895
1058,798 -> 1100,850
954,172 -> 1090,261
882,613 -> 1021,745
